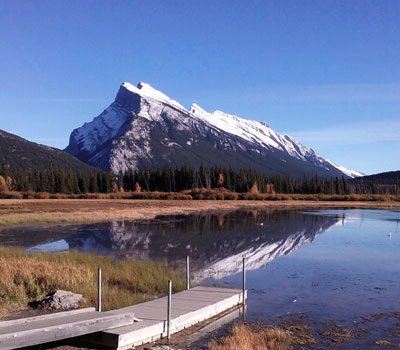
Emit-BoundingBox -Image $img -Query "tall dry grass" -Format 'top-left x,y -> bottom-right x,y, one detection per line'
1,188 -> 400,202
0,247 -> 184,318
208,324 -> 292,350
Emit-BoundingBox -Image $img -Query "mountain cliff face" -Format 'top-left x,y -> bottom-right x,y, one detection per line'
65,82 -> 362,178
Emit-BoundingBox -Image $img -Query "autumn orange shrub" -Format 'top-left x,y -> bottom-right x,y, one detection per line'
0,176 -> 8,192
249,182 -> 260,194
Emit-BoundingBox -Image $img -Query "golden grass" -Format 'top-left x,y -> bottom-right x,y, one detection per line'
0,213 -> 95,226
208,324 -> 292,350
2,189 -> 400,202
1,197 -> 399,226
0,191 -> 193,200
0,247 -> 185,318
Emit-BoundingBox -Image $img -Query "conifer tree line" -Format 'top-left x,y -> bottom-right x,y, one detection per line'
0,164 -> 398,195
0,166 -> 113,193
118,165 -> 399,195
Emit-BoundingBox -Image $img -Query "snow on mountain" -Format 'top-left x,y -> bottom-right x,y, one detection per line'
123,82 -> 187,112
66,81 -> 361,178
71,104 -> 129,154
189,103 -> 353,174
326,160 -> 364,178
190,104 -> 281,149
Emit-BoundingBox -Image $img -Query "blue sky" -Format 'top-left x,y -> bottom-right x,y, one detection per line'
0,0 -> 399,175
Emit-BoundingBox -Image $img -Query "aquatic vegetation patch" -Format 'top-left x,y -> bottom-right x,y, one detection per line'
208,323 -> 292,350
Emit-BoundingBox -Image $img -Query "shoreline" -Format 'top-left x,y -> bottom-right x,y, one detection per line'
1,200 -> 399,349
1,198 -> 400,226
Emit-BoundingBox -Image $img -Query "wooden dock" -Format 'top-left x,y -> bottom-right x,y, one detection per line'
0,308 -> 136,350
0,286 -> 245,350
75,286 -> 246,350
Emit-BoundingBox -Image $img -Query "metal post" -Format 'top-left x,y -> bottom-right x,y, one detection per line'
242,257 -> 246,306
167,280 -> 172,340
98,267 -> 102,312
186,256 -> 190,290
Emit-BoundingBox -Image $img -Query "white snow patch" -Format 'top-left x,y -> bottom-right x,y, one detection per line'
74,105 -> 129,153
122,82 -> 187,112
326,160 -> 364,178
189,103 -> 337,169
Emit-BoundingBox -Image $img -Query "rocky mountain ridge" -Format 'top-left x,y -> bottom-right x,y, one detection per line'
65,82 -> 362,178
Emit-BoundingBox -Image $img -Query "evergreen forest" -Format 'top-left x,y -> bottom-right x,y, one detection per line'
0,165 -> 398,195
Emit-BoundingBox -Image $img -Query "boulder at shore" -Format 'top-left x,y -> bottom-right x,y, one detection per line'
29,290 -> 85,310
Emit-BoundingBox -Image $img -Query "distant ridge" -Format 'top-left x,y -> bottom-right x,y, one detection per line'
351,170 -> 400,184
0,129 -> 97,172
347,170 -> 400,195
65,81 -> 362,178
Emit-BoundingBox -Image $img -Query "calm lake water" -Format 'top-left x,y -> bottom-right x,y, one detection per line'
1,208 -> 399,346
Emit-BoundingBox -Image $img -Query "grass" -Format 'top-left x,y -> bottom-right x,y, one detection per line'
1,195 -> 400,226
0,213 -> 97,226
1,188 -> 400,202
208,324 -> 292,350
0,246 -> 185,318
0,191 -> 193,200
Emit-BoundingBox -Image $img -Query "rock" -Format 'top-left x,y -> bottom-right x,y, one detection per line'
28,290 -> 85,310
145,346 -> 181,350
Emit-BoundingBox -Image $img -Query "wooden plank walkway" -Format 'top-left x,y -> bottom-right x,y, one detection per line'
80,286 -> 246,350
0,308 -> 136,350
0,286 -> 245,350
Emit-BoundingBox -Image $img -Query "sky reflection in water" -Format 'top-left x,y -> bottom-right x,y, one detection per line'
226,210 -> 400,325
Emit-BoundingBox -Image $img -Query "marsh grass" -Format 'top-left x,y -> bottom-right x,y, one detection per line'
1,194 -> 399,226
0,247 -> 184,318
208,324 -> 292,350
181,188 -> 400,202
0,213 -> 94,226
0,191 -> 193,200
1,188 -> 399,202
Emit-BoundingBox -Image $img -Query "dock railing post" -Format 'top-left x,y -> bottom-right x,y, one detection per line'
167,280 -> 172,340
186,256 -> 190,290
242,257 -> 246,306
98,267 -> 102,312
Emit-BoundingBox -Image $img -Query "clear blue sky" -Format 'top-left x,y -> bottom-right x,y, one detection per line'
1,0 -> 399,175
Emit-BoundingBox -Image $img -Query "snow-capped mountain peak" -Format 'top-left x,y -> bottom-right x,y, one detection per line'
190,103 -> 208,117
66,81 -> 362,178
122,82 -> 186,111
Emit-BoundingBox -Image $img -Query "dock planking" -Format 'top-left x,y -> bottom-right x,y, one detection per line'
0,286 -> 245,350
80,286 -> 246,350
0,308 -> 136,350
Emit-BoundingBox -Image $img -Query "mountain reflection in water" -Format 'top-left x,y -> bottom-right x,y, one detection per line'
21,209 -> 341,281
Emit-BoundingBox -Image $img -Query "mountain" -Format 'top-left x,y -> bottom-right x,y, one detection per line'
0,129 -> 96,172
353,170 -> 400,184
348,170 -> 400,195
65,82 -> 362,178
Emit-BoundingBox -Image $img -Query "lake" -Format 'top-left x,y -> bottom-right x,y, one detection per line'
1,208 -> 399,347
